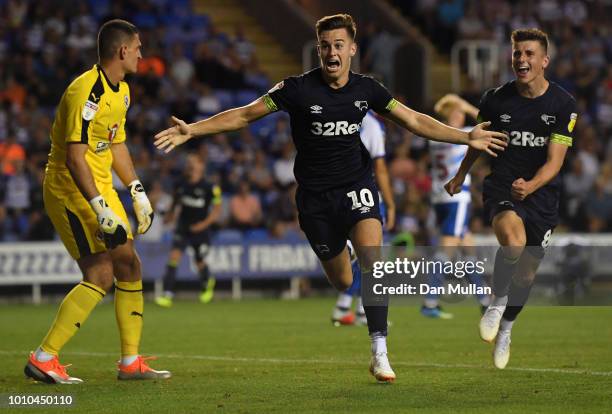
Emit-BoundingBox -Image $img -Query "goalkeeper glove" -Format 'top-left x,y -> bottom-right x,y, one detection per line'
128,179 -> 154,234
89,195 -> 128,249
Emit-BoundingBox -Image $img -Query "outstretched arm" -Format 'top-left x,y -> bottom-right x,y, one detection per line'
154,97 -> 272,153
382,101 -> 507,156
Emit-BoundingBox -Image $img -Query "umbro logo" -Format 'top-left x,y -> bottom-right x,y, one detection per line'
310,105 -> 322,114
500,114 -> 511,123
359,206 -> 371,214
354,100 -> 368,111
541,114 -> 556,125
498,200 -> 514,207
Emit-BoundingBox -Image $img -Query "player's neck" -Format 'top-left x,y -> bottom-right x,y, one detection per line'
322,70 -> 350,89
98,61 -> 125,87
515,76 -> 549,99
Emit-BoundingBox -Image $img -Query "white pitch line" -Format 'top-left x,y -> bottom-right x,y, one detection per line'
3,350 -> 611,377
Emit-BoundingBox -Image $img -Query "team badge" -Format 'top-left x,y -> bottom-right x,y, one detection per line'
540,114 -> 556,125
354,100 -> 368,111
568,113 -> 577,133
82,100 -> 99,121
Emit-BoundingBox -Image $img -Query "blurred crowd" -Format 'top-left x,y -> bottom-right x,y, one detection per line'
0,0 -> 610,245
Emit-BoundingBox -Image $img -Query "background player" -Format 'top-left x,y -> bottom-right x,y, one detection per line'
24,19 -> 170,384
331,110 -> 395,326
421,94 -> 491,319
446,29 -> 577,369
155,154 -> 222,307
154,14 -> 507,383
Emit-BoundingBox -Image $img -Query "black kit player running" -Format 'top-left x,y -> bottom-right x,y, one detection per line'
478,80 -> 577,258
153,13 -> 507,382
264,67 -> 393,260
446,28 -> 577,370
157,169 -> 222,305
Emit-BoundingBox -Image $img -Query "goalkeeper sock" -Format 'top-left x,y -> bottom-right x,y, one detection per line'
40,281 -> 105,356
115,280 -> 144,357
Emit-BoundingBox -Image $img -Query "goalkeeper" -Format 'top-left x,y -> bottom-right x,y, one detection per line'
24,19 -> 170,384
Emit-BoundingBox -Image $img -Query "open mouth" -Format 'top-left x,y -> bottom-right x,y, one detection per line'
516,65 -> 530,77
326,59 -> 340,71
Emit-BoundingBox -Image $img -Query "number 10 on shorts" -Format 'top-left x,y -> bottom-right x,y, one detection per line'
347,189 -> 375,210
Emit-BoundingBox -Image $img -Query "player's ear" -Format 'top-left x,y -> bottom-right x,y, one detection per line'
119,45 -> 127,60
542,54 -> 550,70
349,41 -> 357,57
316,43 -> 321,57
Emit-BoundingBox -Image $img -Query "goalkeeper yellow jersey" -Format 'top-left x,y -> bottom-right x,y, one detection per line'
45,64 -> 130,190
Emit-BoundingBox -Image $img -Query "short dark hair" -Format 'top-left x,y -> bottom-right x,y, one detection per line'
316,14 -> 356,40
97,19 -> 138,61
511,28 -> 548,53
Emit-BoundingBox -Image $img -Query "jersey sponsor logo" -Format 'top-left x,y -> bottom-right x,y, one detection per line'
310,105 -> 322,114
500,114 -> 511,123
82,100 -> 98,121
507,130 -> 548,147
568,113 -> 577,133
354,100 -> 368,111
181,195 -> 206,208
107,123 -> 119,142
310,121 -> 361,136
95,141 -> 111,153
540,114 -> 556,125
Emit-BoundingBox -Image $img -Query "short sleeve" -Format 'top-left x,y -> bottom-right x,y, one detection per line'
65,83 -> 99,144
476,89 -> 494,123
369,78 -> 396,113
360,112 -> 386,158
550,99 -> 577,147
264,77 -> 300,113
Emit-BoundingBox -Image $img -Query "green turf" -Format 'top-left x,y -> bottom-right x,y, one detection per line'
0,298 -> 610,413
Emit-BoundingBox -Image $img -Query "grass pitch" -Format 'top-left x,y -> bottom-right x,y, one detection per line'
0,298 -> 610,413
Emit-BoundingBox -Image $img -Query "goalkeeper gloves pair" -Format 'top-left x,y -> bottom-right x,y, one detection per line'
89,180 -> 154,249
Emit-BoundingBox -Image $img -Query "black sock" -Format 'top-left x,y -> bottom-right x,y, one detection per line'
492,247 -> 520,297
163,263 -> 178,293
363,305 -> 388,337
502,281 -> 533,321
199,265 -> 210,290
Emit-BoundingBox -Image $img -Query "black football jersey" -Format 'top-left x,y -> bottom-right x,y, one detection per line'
264,68 -> 396,192
174,179 -> 221,231
478,80 -> 577,195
